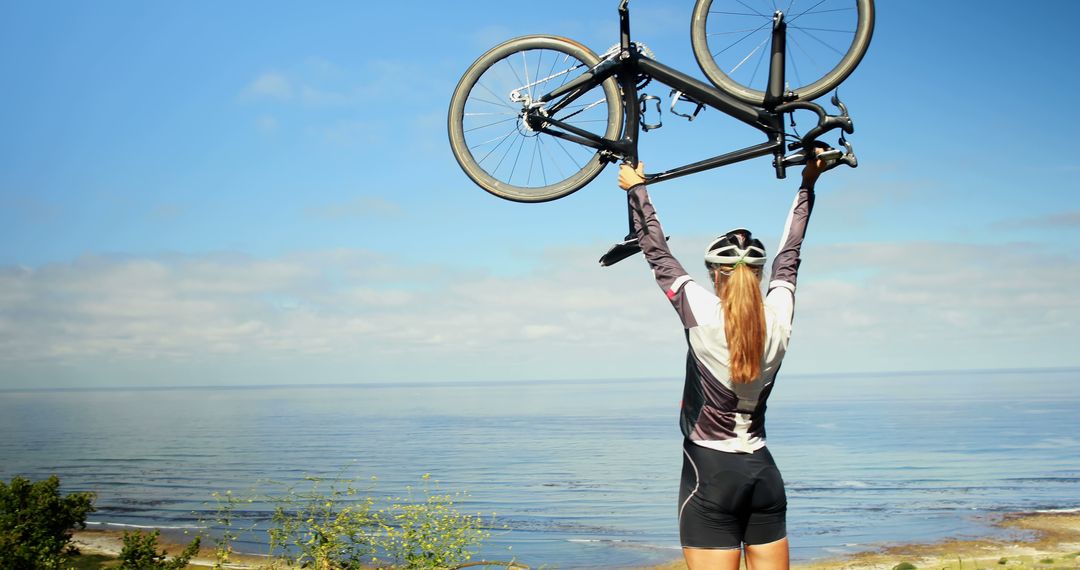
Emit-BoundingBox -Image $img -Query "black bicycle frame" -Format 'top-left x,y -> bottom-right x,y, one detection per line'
531,0 -> 813,183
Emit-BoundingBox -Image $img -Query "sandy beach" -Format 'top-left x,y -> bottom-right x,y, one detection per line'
647,512 -> 1080,570
71,511 -> 1080,569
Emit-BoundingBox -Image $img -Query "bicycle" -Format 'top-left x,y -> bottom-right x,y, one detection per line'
447,0 -> 874,262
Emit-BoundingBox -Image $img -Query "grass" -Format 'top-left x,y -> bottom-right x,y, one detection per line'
66,552 -> 119,569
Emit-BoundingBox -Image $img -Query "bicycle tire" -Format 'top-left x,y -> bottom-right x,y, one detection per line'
690,0 -> 874,105
448,35 -> 624,203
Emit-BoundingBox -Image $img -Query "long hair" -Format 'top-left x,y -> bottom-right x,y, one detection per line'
714,264 -> 766,383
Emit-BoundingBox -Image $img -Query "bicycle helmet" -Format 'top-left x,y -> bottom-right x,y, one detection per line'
704,228 -> 767,268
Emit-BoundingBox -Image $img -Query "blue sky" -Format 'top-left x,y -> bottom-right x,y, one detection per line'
1,1 -> 1078,389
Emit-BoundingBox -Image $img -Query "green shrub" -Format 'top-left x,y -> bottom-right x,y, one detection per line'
266,474 -> 378,569
893,563 -> 917,570
210,473 -> 492,570
0,475 -> 96,570
376,474 -> 490,569
200,489 -> 256,569
119,529 -> 200,569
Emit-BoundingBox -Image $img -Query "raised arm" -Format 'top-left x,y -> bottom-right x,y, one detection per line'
619,163 -> 710,329
767,151 -> 826,322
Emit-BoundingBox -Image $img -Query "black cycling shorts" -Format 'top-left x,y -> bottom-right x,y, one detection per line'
678,439 -> 787,549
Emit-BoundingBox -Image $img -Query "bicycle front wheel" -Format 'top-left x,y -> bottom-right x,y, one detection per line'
448,35 -> 624,203
691,0 -> 874,105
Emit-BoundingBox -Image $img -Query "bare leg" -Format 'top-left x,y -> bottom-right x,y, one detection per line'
744,537 -> 790,570
683,547 -> 742,570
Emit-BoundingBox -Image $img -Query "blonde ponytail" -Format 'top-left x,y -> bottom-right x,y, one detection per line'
717,264 -> 766,383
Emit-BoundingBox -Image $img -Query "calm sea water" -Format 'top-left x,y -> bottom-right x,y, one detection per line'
1,369 -> 1078,569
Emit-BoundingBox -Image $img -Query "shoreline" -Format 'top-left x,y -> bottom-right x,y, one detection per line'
645,511 -> 1080,570
71,511 -> 1080,569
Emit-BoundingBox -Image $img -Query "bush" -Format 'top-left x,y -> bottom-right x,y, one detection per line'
376,474 -> 489,569
201,489 -> 256,569
266,474 -> 378,570
208,473 -> 491,570
119,529 -> 200,569
0,475 -> 96,570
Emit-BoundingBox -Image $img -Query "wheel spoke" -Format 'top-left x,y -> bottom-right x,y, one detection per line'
691,0 -> 869,104
544,50 -> 562,92
464,116 -> 518,134
505,57 -> 527,99
787,33 -> 822,71
522,51 -> 533,102
734,0 -> 768,18
707,27 -> 769,36
528,133 -> 538,186
550,136 -> 574,178
476,81 -> 517,111
536,135 -> 549,186
473,125 -> 519,165
452,38 -> 621,196
748,34 -> 769,88
492,127 -> 519,176
708,10 -> 770,17
711,19 -> 772,58
786,0 -> 827,24
466,97 -> 518,112
464,110 -> 518,116
787,38 -> 804,88
727,35 -> 770,75
789,25 -> 856,34
792,24 -> 847,56
506,127 -> 528,183
791,6 -> 856,20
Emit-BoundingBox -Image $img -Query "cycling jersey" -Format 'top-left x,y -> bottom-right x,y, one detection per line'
626,183 -> 814,453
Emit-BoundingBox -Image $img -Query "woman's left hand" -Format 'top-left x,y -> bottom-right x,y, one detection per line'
618,161 -> 646,190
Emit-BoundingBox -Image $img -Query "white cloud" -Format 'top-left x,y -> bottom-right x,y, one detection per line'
239,58 -> 436,109
242,72 -> 293,100
792,240 -> 1080,371
1,239 -> 1077,388
992,210 -> 1080,230
255,115 -> 279,134
304,196 -> 404,222
317,120 -> 381,146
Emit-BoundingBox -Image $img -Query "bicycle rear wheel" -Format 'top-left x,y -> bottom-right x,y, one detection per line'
448,35 -> 624,203
691,0 -> 874,105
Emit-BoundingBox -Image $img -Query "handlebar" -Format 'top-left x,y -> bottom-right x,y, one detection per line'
776,92 -> 858,172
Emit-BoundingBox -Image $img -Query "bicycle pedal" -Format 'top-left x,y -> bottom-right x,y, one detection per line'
598,236 -> 669,267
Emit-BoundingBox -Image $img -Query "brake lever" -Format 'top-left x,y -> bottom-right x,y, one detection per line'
781,136 -> 857,171
831,92 -> 849,118
838,134 -> 858,168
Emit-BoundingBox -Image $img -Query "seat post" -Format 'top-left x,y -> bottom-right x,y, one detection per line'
763,11 -> 787,109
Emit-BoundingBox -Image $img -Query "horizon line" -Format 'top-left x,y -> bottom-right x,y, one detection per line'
1,365 -> 1076,394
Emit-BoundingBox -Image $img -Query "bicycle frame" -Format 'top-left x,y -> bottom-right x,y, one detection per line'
526,0 -> 850,183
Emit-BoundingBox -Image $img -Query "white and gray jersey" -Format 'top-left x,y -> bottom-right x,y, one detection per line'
627,183 -> 815,453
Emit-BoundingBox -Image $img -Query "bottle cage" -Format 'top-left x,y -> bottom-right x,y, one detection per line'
639,93 -> 662,131
670,90 -> 705,121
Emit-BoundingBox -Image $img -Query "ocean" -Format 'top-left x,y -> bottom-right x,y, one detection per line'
1,368 -> 1078,569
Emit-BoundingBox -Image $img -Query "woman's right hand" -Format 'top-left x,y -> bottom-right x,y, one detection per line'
618,161 -> 646,190
802,148 -> 827,188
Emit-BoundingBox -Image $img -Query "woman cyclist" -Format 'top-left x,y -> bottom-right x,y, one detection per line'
617,152 -> 828,570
